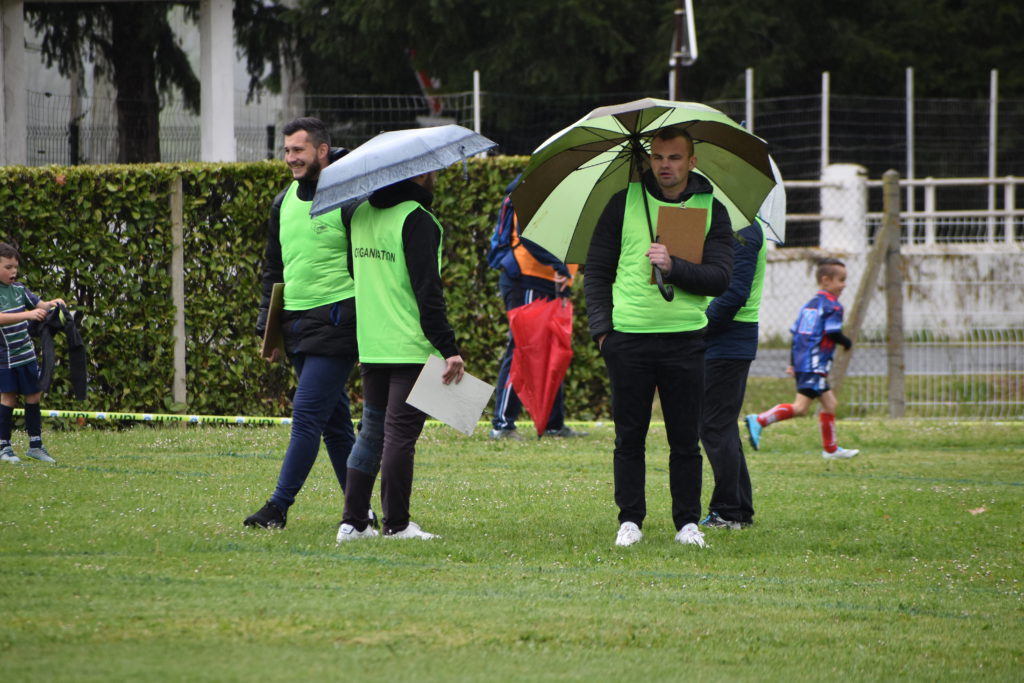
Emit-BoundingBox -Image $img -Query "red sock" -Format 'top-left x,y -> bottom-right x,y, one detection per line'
758,404 -> 794,426
819,412 -> 837,453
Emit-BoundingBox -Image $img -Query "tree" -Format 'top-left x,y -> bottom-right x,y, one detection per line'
285,0 -> 668,97
27,2 -> 199,163
276,0 -> 1022,101
683,0 -> 1024,100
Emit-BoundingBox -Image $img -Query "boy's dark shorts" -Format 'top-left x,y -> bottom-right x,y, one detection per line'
795,371 -> 829,399
0,360 -> 41,395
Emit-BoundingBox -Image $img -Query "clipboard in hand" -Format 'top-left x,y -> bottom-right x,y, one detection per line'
650,205 -> 708,284
260,283 -> 285,359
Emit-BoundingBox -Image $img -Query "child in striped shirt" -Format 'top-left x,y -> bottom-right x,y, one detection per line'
0,243 -> 65,464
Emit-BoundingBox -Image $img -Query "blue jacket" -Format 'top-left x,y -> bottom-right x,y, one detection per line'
704,221 -> 764,361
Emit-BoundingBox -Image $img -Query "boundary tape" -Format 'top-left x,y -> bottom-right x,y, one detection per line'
8,410 -> 1020,430
12,408 -> 292,425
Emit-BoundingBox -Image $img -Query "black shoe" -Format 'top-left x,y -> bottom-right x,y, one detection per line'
544,425 -> 588,438
698,512 -> 749,530
244,500 -> 287,529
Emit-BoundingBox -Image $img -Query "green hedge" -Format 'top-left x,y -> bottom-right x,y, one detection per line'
0,158 -> 611,420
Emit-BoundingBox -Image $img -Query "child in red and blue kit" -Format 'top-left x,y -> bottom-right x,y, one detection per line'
745,258 -> 860,459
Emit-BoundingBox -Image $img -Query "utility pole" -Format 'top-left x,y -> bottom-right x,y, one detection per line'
668,0 -> 698,100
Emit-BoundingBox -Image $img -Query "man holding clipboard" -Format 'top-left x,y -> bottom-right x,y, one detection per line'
584,127 -> 734,549
244,117 -> 363,532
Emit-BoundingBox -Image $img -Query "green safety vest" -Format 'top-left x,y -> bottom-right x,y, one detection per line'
612,183 -> 714,333
350,200 -> 443,364
279,181 -> 354,310
734,219 -> 768,323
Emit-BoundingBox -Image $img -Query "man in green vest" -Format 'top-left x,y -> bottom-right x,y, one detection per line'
336,170 -> 464,541
699,218 -> 768,531
584,127 -> 734,549
244,117 -> 362,531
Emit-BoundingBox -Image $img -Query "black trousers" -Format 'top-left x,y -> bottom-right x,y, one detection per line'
342,364 -> 427,534
700,358 -> 755,524
601,330 -> 705,531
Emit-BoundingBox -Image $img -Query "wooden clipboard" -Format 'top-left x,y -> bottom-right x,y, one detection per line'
260,283 -> 285,359
650,205 -> 707,283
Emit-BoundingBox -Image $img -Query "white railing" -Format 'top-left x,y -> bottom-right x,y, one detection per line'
866,176 -> 1023,246
778,171 -> 1024,250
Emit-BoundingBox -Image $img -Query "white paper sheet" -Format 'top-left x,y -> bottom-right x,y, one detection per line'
405,355 -> 495,436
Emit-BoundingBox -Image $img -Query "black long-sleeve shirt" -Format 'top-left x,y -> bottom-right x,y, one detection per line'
584,170 -> 734,340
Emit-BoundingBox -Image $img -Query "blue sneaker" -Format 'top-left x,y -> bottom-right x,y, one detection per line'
745,414 -> 762,451
699,512 -> 746,530
25,445 -> 56,463
0,446 -> 20,464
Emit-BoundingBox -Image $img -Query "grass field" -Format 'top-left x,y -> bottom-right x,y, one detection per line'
1,419 -> 1021,681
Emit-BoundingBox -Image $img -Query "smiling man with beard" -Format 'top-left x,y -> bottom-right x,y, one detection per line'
243,117 -> 371,533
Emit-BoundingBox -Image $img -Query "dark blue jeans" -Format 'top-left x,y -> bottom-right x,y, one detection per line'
270,353 -> 356,509
492,271 -> 566,432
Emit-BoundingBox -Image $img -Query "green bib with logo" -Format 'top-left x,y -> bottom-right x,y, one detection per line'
611,184 -> 713,333
350,200 -> 443,363
279,181 -> 354,310
734,219 -> 768,323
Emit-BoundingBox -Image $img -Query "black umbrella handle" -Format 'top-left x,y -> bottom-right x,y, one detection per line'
638,171 -> 675,303
652,242 -> 675,302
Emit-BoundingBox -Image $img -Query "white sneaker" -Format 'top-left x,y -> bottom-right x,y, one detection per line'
615,521 -> 643,547
823,446 -> 860,459
336,522 -> 379,543
675,523 -> 706,548
0,447 -> 20,464
385,521 -> 437,539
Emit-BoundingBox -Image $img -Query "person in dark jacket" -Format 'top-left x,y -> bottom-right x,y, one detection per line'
698,219 -> 767,530
244,117 -> 363,530
336,172 -> 463,541
584,127 -> 733,549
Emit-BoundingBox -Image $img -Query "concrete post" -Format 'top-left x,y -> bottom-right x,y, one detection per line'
1,0 -> 27,165
820,163 -> 868,253
199,0 -> 235,161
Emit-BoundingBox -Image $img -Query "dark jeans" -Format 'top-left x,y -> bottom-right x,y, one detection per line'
270,353 -> 356,509
492,271 -> 566,432
342,364 -> 427,534
700,358 -> 755,524
601,330 -> 705,531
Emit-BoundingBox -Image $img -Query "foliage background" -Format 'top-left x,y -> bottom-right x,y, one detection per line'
0,158 -> 609,419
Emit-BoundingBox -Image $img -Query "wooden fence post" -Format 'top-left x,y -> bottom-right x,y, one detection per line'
884,170 -> 906,417
169,176 -> 187,408
831,170 -> 901,397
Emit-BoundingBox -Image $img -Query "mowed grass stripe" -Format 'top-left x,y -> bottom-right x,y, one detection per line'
1,420 -> 1020,680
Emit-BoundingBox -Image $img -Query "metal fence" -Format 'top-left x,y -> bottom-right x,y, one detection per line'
26,85 -> 1024,178
20,85 -> 1024,420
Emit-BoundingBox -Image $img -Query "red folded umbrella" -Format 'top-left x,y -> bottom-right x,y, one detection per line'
507,297 -> 574,436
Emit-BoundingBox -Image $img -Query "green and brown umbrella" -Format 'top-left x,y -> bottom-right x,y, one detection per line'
512,98 -> 776,266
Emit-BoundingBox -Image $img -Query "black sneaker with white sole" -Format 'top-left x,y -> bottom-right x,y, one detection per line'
244,500 -> 287,529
